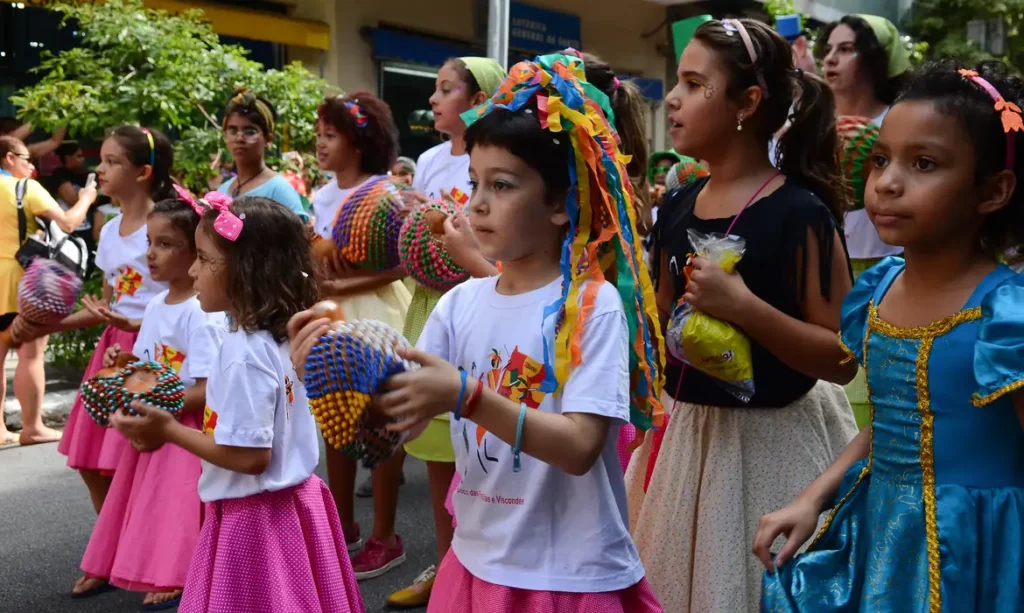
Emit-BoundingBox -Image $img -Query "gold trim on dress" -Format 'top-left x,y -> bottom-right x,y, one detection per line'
867,304 -> 981,339
811,326 -> 875,549
917,337 -> 942,613
971,378 -> 1024,407
838,333 -> 857,365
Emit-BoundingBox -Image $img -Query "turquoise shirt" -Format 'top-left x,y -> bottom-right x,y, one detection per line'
218,174 -> 308,222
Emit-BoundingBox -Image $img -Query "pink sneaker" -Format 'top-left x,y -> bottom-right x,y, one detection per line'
343,522 -> 363,554
352,535 -> 406,580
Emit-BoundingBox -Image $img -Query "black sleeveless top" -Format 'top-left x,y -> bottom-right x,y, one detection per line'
652,177 -> 851,408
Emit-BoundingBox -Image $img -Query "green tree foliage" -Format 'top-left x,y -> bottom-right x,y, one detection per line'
907,0 -> 1024,69
11,0 -> 331,191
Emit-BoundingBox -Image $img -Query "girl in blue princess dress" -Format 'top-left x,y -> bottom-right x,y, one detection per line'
755,61 -> 1024,612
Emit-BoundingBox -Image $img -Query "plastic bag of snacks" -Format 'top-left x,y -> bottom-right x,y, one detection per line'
302,304 -> 414,468
665,230 -> 754,402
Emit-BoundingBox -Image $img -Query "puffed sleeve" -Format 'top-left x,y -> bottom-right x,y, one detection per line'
972,273 -> 1024,407
839,256 -> 904,366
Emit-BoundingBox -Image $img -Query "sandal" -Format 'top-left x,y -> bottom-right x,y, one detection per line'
142,591 -> 182,611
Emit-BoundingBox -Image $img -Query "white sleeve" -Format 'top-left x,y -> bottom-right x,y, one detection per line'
211,361 -> 277,448
559,310 -> 631,423
183,319 -> 226,381
131,299 -> 160,357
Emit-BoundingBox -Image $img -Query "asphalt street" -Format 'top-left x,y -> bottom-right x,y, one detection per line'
0,441 -> 438,613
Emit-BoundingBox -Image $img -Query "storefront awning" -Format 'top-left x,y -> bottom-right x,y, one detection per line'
2,0 -> 331,51
369,27 -> 480,68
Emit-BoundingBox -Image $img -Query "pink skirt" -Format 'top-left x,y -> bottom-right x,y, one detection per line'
80,412 -> 203,592
427,549 -> 664,613
180,474 -> 365,613
57,326 -> 137,472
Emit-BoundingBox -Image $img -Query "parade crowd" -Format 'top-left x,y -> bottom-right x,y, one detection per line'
1,11 -> 1023,613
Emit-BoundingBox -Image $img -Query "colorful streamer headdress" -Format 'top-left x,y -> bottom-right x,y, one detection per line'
461,53 -> 665,430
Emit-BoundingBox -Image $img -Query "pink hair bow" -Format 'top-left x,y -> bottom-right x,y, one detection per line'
172,184 -> 244,241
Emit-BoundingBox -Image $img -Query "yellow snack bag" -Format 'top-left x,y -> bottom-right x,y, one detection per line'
665,230 -> 755,402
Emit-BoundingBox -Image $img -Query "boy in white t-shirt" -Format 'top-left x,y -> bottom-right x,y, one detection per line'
291,54 -> 664,612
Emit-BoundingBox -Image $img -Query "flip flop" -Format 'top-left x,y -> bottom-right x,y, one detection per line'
0,433 -> 18,449
70,579 -> 116,599
142,594 -> 182,611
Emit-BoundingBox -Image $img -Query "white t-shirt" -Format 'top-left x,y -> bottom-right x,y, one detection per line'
414,141 -> 472,205
197,329 -> 319,503
311,177 -> 380,238
845,108 -> 902,260
416,275 -> 644,593
131,291 -> 226,387
94,215 -> 167,319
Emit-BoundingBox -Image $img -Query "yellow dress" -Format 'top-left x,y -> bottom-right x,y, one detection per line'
0,176 -> 56,314
329,280 -> 411,336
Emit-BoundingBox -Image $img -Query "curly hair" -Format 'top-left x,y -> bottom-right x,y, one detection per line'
317,92 -> 399,176
151,197 -> 202,253
200,196 -> 319,342
223,88 -> 277,139
817,16 -> 910,105
898,60 -> 1024,261
109,125 -> 176,201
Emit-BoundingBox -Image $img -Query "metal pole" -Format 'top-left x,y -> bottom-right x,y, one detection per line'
487,0 -> 509,70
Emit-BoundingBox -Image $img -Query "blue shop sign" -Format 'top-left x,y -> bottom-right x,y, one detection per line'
510,2 -> 582,53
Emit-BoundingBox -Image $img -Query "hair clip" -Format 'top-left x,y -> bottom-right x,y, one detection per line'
722,19 -> 769,98
612,76 -> 622,91
140,127 -> 155,167
959,68 -> 1022,168
173,184 -> 206,218
345,101 -> 368,128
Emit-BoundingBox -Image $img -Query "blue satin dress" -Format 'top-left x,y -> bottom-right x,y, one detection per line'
762,257 -> 1024,612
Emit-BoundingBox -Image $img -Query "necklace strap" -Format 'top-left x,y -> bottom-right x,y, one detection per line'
724,170 -> 781,236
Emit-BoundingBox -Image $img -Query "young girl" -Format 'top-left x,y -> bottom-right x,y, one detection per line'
111,196 -> 365,613
757,61 -> 1024,612
311,92 -> 412,580
629,19 -> 859,612
218,88 -> 307,221
293,52 -> 665,612
75,196 -> 226,609
54,126 -> 173,514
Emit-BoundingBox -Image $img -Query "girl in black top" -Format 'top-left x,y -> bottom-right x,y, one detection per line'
624,18 -> 860,613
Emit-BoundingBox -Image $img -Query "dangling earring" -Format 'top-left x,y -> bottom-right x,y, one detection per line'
737,116 -> 744,132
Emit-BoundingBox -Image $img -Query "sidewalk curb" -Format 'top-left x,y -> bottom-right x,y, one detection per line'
4,390 -> 77,430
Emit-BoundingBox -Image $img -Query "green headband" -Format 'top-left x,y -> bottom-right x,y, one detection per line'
855,14 -> 911,79
459,57 -> 507,98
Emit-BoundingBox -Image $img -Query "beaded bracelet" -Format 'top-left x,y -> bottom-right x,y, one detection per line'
463,379 -> 484,420
453,369 -> 469,421
513,403 -> 527,472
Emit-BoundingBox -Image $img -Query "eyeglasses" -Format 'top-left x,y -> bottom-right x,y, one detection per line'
225,126 -> 262,141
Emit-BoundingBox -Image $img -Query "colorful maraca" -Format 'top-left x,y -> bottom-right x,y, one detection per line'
82,359 -> 186,427
329,176 -> 407,271
302,305 -> 414,468
398,199 -> 470,292
1,259 -> 83,347
836,115 -> 880,209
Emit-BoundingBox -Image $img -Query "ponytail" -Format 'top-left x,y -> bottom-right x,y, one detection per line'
572,50 -> 653,231
694,19 -> 848,226
776,71 -> 847,227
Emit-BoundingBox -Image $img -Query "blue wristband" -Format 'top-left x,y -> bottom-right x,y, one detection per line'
513,403 -> 527,472
454,369 -> 468,420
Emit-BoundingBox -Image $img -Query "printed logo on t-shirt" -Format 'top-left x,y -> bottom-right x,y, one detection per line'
447,187 -> 470,207
461,346 -> 548,474
112,265 -> 144,304
150,343 -> 186,373
202,406 -> 218,435
284,375 -> 294,404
